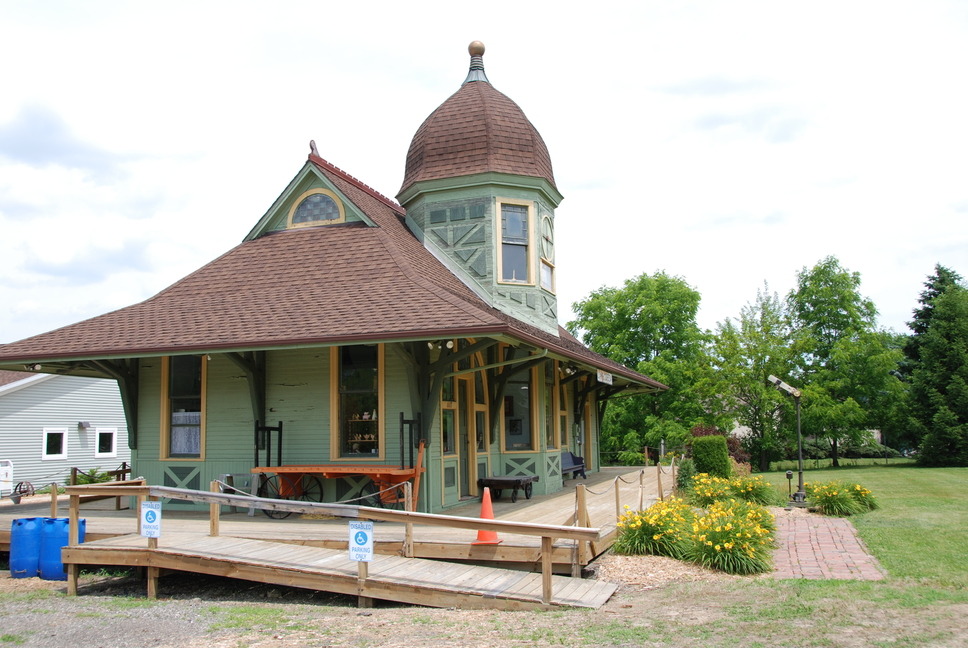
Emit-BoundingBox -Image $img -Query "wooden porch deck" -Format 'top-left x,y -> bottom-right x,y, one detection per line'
2,466 -> 672,571
60,532 -> 618,610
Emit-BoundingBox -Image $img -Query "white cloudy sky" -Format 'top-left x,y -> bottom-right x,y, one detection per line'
1,1 -> 966,345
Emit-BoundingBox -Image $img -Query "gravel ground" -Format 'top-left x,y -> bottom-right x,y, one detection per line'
0,506 -> 810,648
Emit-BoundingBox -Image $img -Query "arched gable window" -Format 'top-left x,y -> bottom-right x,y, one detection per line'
288,188 -> 346,228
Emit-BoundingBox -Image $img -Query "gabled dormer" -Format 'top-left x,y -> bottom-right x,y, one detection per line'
396,42 -> 564,337
245,155 -> 378,241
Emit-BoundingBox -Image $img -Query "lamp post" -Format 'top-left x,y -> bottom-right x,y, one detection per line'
769,375 -> 805,503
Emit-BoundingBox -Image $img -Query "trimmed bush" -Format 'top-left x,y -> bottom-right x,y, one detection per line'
692,435 -> 731,478
613,497 -> 693,559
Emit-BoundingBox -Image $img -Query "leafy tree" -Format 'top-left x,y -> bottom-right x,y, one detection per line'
912,286 -> 968,466
712,284 -> 795,471
568,271 -> 725,455
786,257 -> 903,466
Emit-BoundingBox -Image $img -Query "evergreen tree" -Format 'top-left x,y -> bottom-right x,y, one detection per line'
913,286 -> 968,466
903,264 -> 965,382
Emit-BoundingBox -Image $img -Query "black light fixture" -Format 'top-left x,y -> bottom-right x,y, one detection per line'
769,375 -> 806,504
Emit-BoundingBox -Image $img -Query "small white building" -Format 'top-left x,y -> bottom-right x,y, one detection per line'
0,370 -> 129,495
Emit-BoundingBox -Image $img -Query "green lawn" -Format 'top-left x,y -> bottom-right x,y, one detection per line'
759,464 -> 968,589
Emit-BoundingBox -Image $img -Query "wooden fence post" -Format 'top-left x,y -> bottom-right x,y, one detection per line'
50,483 -> 58,518
209,480 -> 220,537
403,482 -> 414,558
541,536 -> 553,605
614,477 -> 622,523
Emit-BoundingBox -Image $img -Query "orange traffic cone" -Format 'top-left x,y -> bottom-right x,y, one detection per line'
471,487 -> 502,545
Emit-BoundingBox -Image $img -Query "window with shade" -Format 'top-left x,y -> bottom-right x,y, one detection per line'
163,355 -> 205,459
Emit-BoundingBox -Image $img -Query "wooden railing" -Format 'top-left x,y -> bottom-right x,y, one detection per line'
68,462 -> 134,510
566,461 -> 678,573
63,481 -> 602,606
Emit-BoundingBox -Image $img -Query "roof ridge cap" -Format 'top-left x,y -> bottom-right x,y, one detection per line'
310,154 -> 403,214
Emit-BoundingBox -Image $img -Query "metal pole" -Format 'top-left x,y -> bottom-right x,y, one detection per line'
795,395 -> 805,502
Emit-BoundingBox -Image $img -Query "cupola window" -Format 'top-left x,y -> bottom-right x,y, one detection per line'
288,188 -> 345,228
500,202 -> 532,283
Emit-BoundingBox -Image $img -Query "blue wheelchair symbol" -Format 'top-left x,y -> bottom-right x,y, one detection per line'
354,531 -> 368,545
145,510 -> 157,523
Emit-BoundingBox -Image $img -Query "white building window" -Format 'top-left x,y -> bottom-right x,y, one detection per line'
42,427 -> 67,460
95,427 -> 117,458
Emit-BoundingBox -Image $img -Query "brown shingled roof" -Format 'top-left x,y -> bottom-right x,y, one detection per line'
399,80 -> 556,196
0,155 -> 663,392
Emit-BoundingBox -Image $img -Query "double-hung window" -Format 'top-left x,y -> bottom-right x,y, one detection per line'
163,355 -> 205,459
500,203 -> 531,283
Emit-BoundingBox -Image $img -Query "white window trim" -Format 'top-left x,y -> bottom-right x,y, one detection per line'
94,427 -> 118,458
42,427 -> 68,461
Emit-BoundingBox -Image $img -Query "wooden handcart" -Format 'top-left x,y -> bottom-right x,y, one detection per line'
251,440 -> 425,518
476,474 -> 539,503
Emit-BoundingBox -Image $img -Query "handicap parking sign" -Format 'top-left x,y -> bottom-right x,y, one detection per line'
348,520 -> 374,562
141,501 -> 162,538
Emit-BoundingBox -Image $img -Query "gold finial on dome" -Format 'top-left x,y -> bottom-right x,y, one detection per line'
463,40 -> 489,85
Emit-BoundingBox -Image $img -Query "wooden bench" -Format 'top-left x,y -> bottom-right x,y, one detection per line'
477,475 -> 539,503
561,450 -> 586,479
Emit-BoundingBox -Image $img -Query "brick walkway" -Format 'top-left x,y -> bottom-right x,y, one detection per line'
773,514 -> 885,580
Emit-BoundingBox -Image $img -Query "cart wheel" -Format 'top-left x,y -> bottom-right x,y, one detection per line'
300,475 -> 324,503
492,489 -> 503,501
257,474 -> 293,519
358,480 -> 384,509
380,484 -> 406,510
524,482 -> 533,499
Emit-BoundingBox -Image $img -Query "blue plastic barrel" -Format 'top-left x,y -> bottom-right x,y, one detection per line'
39,517 -> 86,581
10,517 -> 43,578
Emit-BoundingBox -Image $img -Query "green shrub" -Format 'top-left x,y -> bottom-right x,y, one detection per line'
684,498 -> 776,575
67,467 -> 113,486
616,450 -> 647,465
805,481 -> 863,516
613,497 -> 693,559
675,457 -> 697,492
688,473 -> 733,507
692,436 -> 731,478
849,483 -> 879,511
689,473 -> 783,507
728,474 -> 782,505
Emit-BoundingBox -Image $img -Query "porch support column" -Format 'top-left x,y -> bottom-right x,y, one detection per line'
90,359 -> 140,450
226,351 -> 267,424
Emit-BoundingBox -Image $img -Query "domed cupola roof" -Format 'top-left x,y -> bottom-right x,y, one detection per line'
398,41 -> 556,198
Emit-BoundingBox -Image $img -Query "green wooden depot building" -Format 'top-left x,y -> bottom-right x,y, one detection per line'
0,43 -> 665,513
